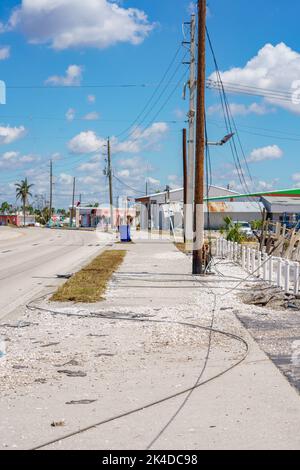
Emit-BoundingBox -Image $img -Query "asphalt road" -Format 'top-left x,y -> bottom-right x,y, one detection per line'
0,227 -> 112,321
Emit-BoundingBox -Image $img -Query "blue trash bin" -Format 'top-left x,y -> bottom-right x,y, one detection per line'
120,224 -> 131,242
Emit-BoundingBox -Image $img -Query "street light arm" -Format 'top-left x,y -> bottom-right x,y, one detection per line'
207,132 -> 235,146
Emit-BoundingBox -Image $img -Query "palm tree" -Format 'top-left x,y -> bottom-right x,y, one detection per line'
15,178 -> 34,227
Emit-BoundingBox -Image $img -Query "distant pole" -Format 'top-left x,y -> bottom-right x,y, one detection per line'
70,177 -> 76,228
125,196 -> 128,223
116,195 -> 120,230
186,13 -> 196,248
192,0 -> 206,275
49,159 -> 53,218
107,137 -> 114,229
182,128 -> 187,243
145,180 -> 148,196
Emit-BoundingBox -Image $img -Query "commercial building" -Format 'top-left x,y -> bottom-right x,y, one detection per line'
74,206 -> 136,229
135,185 -> 263,231
262,196 -> 300,226
0,213 -> 36,227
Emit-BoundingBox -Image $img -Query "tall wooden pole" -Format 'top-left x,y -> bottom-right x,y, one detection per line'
49,159 -> 53,218
186,13 -> 196,248
107,137 -> 114,229
192,0 -> 206,275
182,128 -> 187,244
70,177 -> 76,228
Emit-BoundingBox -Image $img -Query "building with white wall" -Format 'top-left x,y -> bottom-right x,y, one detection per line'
135,185 -> 263,231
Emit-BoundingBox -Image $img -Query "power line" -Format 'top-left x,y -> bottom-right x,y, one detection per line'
115,43 -> 184,139
206,28 -> 256,201
111,70 -> 189,161
113,175 -> 146,196
207,118 -> 300,142
5,82 -> 178,90
207,80 -> 299,103
0,113 -> 185,123
123,50 -> 188,137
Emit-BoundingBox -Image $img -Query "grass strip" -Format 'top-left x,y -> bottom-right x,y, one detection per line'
175,243 -> 191,254
51,250 -> 126,303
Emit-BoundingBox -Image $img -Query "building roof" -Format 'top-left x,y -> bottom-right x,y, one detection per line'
262,196 -> 300,205
262,196 -> 300,213
206,201 -> 263,213
136,185 -> 239,202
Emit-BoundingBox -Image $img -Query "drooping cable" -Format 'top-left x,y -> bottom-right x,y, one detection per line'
115,43 -> 184,140
206,28 -> 262,214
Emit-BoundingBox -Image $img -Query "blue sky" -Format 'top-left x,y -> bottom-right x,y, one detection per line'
0,0 -> 300,208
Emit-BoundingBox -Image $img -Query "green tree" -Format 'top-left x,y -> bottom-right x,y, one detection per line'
251,219 -> 263,230
25,205 -> 34,215
15,178 -> 34,227
35,207 -> 52,226
220,216 -> 245,243
0,201 -> 12,214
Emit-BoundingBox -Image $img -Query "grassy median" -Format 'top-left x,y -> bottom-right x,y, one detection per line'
175,243 -> 192,254
51,250 -> 126,303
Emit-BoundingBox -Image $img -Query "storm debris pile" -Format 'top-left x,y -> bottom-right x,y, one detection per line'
241,284 -> 300,310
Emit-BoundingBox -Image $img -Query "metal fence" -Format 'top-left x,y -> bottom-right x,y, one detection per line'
216,238 -> 300,295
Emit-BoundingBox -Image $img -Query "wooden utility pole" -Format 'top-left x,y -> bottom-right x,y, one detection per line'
260,208 -> 267,251
192,0 -> 206,275
49,159 -> 53,218
186,13 -> 196,248
70,177 -> 76,228
107,138 -> 114,229
182,128 -> 187,243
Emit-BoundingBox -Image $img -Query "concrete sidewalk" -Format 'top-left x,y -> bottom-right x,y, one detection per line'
0,239 -> 300,450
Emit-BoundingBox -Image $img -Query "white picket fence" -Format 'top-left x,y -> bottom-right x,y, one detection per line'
216,238 -> 300,295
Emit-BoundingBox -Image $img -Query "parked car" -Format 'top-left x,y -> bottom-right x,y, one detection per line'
232,221 -> 253,238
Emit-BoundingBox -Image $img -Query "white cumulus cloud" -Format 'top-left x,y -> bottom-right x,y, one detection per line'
209,42 -> 300,114
46,65 -> 83,86
0,125 -> 26,144
68,131 -> 106,154
78,155 -> 101,172
248,145 -> 283,163
2,151 -> 19,160
6,0 -> 154,50
0,46 -> 10,60
83,112 -> 100,121
58,173 -> 74,185
66,108 -> 76,121
113,122 -> 169,154
69,121 -> 169,155
148,177 -> 160,186
292,173 -> 300,182
208,102 -> 273,117
0,151 -> 39,168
